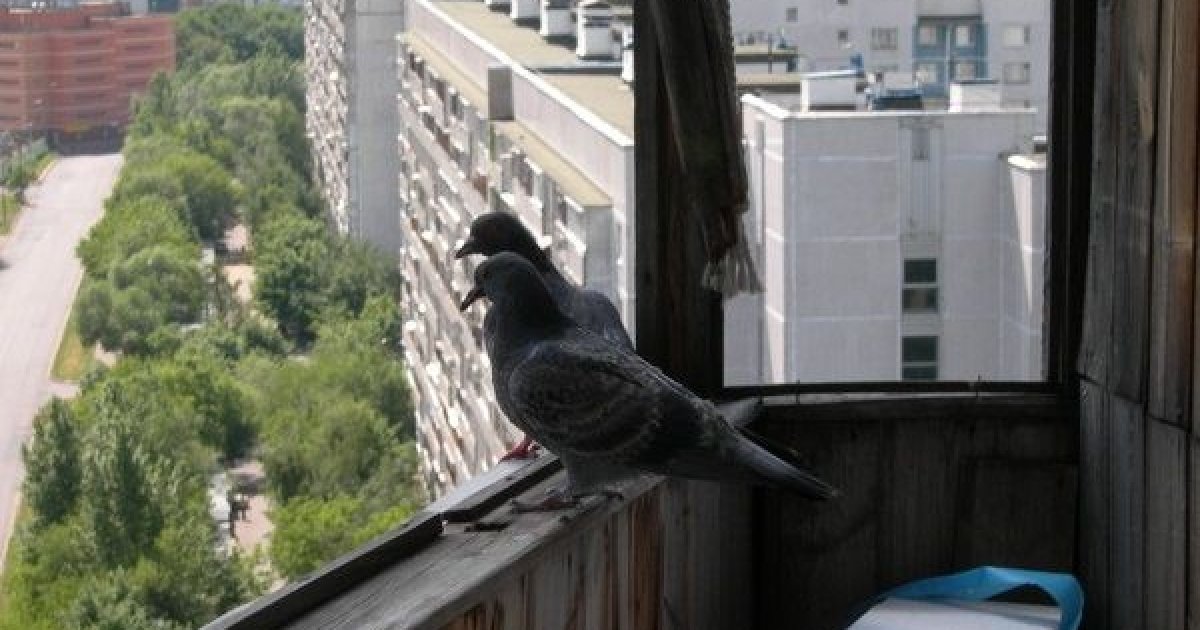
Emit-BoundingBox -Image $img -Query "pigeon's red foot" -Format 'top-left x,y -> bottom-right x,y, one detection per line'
498,436 -> 539,462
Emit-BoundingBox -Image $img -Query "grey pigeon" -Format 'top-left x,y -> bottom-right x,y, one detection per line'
459,252 -> 839,508
455,211 -> 633,350
456,212 -> 632,462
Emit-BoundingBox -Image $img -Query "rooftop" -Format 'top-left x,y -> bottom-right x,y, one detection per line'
429,0 -> 635,137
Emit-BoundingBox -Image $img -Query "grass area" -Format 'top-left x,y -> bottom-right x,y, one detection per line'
0,192 -> 18,236
50,288 -> 97,382
31,153 -> 54,180
0,501 -> 30,612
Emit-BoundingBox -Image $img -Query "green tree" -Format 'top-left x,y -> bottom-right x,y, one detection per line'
269,495 -> 362,579
253,214 -> 328,341
62,575 -> 186,630
78,196 -> 197,280
21,400 -> 81,527
79,413 -> 161,567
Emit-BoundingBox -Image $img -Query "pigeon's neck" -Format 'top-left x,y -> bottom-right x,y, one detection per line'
524,246 -> 556,274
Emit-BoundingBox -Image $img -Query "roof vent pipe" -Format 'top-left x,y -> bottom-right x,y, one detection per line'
510,0 -> 538,22
539,0 -> 572,38
576,0 -> 614,60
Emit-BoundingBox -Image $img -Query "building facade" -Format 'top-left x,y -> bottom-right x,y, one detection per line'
729,0 -> 1050,127
396,0 -> 634,495
0,2 -> 173,147
305,0 -> 404,253
724,92 -> 1045,385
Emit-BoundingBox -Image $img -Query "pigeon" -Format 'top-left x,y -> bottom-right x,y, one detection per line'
459,252 -> 839,510
456,212 -> 633,462
455,211 -> 632,350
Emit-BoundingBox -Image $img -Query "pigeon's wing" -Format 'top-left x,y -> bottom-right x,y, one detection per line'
506,337 -> 674,460
575,289 -> 634,351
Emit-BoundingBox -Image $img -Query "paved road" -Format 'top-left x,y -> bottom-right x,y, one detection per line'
0,153 -> 122,564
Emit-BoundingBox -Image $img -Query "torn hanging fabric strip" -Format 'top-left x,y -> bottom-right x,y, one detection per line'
644,0 -> 762,297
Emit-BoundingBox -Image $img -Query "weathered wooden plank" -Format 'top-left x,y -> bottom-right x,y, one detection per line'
207,511 -> 443,630
626,492 -> 663,630
877,419 -> 962,584
1188,437 -> 1200,629
669,480 -> 751,630
1078,0 -> 1120,386
1109,395 -> 1146,630
633,0 -> 723,396
1111,0 -> 1161,402
755,418 -> 883,630
1143,420 -> 1186,630
953,458 -> 1077,571
1046,0 -> 1098,386
1149,0 -> 1197,428
1078,380 -> 1112,630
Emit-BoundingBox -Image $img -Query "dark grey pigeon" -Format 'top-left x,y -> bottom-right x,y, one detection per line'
459,252 -> 839,509
455,211 -> 633,350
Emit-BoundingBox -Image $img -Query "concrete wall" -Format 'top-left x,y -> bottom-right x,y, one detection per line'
730,96 -> 1043,384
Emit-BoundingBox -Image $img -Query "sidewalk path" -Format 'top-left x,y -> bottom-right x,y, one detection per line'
0,154 -> 122,565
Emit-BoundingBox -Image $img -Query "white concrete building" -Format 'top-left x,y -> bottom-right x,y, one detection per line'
725,91 -> 1045,385
729,0 -> 1050,128
306,0 -> 404,253
396,0 -> 634,495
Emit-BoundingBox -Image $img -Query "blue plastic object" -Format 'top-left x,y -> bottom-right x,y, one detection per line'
865,566 -> 1083,630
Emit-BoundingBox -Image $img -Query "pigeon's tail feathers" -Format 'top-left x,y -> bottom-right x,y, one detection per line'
728,432 -> 840,500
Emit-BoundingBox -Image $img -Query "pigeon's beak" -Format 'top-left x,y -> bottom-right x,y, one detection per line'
454,238 -> 479,259
459,286 -> 485,312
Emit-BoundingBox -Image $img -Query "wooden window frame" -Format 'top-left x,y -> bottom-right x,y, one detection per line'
204,0 -> 1097,626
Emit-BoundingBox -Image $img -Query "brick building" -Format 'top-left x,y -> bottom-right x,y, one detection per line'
0,2 -> 173,149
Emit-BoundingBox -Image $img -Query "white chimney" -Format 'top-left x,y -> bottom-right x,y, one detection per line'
539,0 -> 572,38
510,0 -> 538,22
949,80 -> 1002,111
801,76 -> 858,111
620,26 -> 634,83
576,0 -> 615,60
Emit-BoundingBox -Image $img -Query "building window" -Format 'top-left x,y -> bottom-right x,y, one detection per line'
902,259 -> 938,313
902,336 -> 939,380
837,29 -> 850,47
1004,62 -> 1032,84
836,0 -> 848,4
954,24 -> 975,47
1003,24 -> 1031,47
912,126 -> 931,161
785,7 -> 798,22
870,28 -> 898,51
917,25 -> 939,46
915,62 -> 938,86
953,61 -> 978,80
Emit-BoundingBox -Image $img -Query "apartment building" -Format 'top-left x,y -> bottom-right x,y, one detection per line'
730,0 -> 1050,127
724,82 -> 1045,386
0,2 -> 173,147
396,0 -> 634,494
305,0 -> 404,252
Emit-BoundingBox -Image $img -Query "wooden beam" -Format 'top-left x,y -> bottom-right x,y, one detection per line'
633,0 -> 723,395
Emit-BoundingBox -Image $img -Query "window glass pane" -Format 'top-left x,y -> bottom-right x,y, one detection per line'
955,25 -> 974,47
904,259 -> 937,283
902,336 -> 938,362
725,1 -> 1049,385
918,25 -> 938,46
902,365 -> 939,381
902,288 -> 939,312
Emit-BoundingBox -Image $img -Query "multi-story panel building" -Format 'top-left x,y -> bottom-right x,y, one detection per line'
396,0 -> 634,495
306,0 -> 404,253
0,2 -> 173,148
724,87 -> 1045,385
729,0 -> 1050,128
